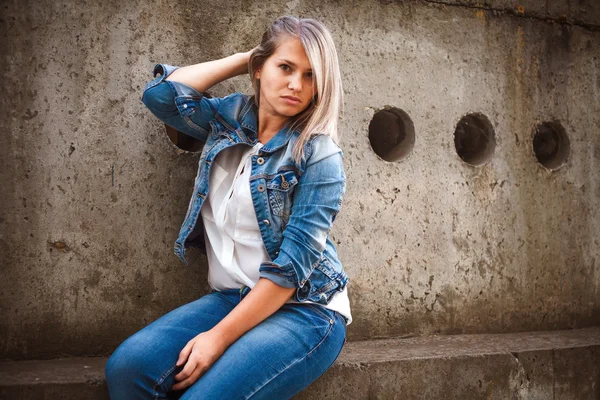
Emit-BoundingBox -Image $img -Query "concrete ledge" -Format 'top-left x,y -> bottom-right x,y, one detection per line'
1,327 -> 599,399
0,357 -> 108,399
299,326 -> 600,399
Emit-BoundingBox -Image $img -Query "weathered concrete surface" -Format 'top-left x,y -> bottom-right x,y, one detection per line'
1,327 -> 598,399
431,0 -> 600,27
0,357 -> 108,399
1,0 -> 599,359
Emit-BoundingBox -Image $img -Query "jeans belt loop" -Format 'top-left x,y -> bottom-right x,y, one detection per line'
239,285 -> 251,300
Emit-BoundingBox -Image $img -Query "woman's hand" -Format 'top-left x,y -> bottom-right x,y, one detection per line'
240,46 -> 258,69
171,329 -> 229,391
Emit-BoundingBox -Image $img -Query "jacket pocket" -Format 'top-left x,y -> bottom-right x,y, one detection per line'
266,170 -> 298,219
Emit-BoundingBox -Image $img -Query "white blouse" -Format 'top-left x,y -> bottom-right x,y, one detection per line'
200,141 -> 352,325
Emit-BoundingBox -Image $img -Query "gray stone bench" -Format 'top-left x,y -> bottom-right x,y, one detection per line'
1,326 -> 599,399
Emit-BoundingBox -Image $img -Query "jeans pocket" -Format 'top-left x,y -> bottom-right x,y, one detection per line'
303,303 -> 336,324
334,311 -> 348,326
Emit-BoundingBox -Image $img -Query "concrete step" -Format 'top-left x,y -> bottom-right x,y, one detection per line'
1,327 -> 598,399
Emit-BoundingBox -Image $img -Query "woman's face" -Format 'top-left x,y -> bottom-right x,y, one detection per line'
255,36 -> 316,120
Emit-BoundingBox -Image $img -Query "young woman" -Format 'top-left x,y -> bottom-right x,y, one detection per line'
105,16 -> 352,399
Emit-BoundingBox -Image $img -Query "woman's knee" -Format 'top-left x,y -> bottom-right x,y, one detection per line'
105,331 -> 155,384
105,331 -> 178,399
105,341 -> 135,384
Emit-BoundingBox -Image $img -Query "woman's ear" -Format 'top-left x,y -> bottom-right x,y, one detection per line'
254,68 -> 261,80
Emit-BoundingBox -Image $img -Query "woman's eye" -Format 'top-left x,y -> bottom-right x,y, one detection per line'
306,72 -> 313,79
280,64 -> 290,72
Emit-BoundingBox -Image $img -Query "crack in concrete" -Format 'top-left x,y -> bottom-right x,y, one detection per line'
415,0 -> 600,31
509,351 -> 533,396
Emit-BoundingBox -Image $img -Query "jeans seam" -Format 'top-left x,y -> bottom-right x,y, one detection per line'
334,311 -> 348,325
244,315 -> 336,399
303,303 -> 334,322
153,363 -> 177,400
318,321 -> 346,378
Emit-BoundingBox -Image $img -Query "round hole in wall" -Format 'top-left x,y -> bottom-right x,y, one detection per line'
368,107 -> 415,162
165,125 -> 204,152
453,113 -> 496,166
532,121 -> 569,170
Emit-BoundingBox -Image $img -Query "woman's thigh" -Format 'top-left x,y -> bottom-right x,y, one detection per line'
105,291 -> 236,400
177,303 -> 347,400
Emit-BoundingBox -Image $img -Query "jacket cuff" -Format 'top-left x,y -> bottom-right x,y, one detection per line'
141,63 -> 181,99
259,258 -> 298,288
153,63 -> 206,99
152,63 -> 180,80
258,270 -> 297,288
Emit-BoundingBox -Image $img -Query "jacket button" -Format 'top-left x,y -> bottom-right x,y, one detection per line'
257,157 -> 264,165
281,181 -> 289,189
275,251 -> 279,255
257,184 -> 265,192
301,286 -> 309,292
263,219 -> 270,225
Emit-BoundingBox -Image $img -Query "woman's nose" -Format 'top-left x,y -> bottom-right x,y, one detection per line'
288,74 -> 302,91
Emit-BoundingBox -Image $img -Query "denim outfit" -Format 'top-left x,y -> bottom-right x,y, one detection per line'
143,64 -> 349,305
104,64 -> 350,399
105,288 -> 347,399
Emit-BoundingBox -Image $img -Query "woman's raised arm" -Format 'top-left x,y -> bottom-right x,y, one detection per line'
141,49 -> 254,142
165,50 -> 253,92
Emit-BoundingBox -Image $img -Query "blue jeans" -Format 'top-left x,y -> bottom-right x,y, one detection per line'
105,286 -> 347,399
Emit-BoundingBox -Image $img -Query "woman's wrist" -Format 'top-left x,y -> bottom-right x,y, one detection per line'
206,328 -> 232,351
209,325 -> 235,349
232,50 -> 252,76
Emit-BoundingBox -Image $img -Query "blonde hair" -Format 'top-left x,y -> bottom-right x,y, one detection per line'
248,16 -> 343,164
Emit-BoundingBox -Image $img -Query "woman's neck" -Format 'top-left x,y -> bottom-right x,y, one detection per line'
257,107 -> 288,145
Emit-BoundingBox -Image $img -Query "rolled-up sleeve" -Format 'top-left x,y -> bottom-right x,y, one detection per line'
141,63 -> 221,142
259,135 -> 346,289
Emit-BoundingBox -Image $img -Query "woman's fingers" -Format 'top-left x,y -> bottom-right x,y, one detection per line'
176,340 -> 194,367
172,362 -> 206,391
173,363 -> 203,390
172,331 -> 227,390
174,354 -> 196,381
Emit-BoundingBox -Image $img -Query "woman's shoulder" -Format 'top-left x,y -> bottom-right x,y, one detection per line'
304,133 -> 344,165
212,92 -> 254,126
213,92 -> 251,112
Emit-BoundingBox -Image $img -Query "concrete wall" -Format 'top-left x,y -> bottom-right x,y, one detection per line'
445,0 -> 599,27
1,0 -> 599,360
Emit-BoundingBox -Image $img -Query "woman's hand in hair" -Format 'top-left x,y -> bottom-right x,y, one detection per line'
242,46 -> 259,65
171,329 -> 229,391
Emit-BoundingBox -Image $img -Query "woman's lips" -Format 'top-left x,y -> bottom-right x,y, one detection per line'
282,96 -> 301,105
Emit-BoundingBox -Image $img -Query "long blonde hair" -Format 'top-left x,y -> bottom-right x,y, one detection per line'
248,16 -> 343,164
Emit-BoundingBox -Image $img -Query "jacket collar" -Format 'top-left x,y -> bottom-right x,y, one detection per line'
239,95 -> 301,153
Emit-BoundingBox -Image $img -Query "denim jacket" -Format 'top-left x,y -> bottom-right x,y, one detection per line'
141,63 -> 349,305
